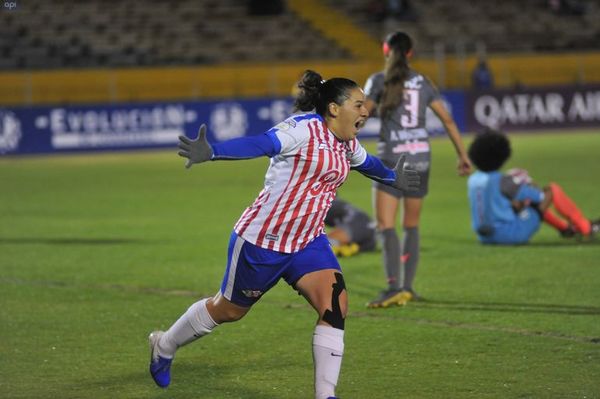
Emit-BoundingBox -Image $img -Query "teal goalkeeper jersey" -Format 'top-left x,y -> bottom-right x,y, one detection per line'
467,170 -> 545,236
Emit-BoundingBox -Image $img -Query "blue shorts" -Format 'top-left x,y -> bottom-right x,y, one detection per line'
480,207 -> 542,245
220,231 -> 341,307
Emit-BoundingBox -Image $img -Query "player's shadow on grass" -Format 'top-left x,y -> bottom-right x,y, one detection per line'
0,237 -> 149,245
414,299 -> 600,316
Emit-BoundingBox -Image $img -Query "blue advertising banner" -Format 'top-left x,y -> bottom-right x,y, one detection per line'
0,99 -> 293,156
0,91 -> 466,156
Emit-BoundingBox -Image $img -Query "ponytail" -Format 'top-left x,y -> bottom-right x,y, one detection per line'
294,70 -> 323,113
294,70 -> 360,117
378,32 -> 413,119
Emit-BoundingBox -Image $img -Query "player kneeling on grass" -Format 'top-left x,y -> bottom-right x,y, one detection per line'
148,70 -> 419,399
325,198 -> 377,257
467,128 -> 599,244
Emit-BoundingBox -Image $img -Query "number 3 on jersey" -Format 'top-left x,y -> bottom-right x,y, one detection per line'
401,89 -> 419,128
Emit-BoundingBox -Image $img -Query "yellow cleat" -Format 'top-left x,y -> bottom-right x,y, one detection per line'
332,243 -> 360,257
338,243 -> 360,257
367,289 -> 413,308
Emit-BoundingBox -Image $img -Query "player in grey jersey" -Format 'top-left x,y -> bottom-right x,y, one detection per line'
364,31 -> 472,308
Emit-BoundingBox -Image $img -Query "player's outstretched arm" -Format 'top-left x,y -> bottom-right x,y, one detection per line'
178,124 -> 213,169
178,124 -> 282,168
353,153 -> 420,191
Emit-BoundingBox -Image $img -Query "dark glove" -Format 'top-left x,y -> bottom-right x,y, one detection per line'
177,124 -> 214,169
392,154 -> 420,191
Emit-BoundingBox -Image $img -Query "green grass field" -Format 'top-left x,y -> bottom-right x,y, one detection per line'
1,131 -> 599,398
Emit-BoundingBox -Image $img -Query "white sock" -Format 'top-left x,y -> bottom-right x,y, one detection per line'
158,298 -> 218,359
313,324 -> 344,399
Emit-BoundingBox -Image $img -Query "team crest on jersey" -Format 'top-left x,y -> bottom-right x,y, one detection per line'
242,290 -> 263,298
275,120 -> 296,131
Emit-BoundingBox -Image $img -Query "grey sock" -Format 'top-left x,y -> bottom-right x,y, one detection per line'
401,227 -> 419,291
380,228 -> 401,290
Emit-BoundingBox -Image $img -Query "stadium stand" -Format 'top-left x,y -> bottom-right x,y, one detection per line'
1,0 -> 599,105
3,0 -> 600,72
331,0 -> 600,55
0,0 -> 351,71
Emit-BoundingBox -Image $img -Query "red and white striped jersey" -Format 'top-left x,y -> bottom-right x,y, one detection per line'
234,113 -> 367,253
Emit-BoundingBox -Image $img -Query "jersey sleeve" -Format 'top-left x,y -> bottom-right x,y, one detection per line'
352,153 -> 396,185
515,185 -> 545,203
211,115 -> 313,160
364,72 -> 384,103
500,175 -> 544,203
422,76 -> 442,105
211,132 -> 281,160
267,117 -> 310,156
348,138 -> 368,167
349,139 -> 396,184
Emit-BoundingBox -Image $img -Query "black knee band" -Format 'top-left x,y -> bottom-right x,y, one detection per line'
322,272 -> 346,330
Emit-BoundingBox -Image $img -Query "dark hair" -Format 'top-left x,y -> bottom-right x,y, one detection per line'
294,70 -> 359,117
379,31 -> 413,119
468,128 -> 512,172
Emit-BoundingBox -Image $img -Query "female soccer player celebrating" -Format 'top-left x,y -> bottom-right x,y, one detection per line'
148,70 -> 419,399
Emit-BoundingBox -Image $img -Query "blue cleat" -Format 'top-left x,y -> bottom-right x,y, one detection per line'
149,331 -> 173,388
